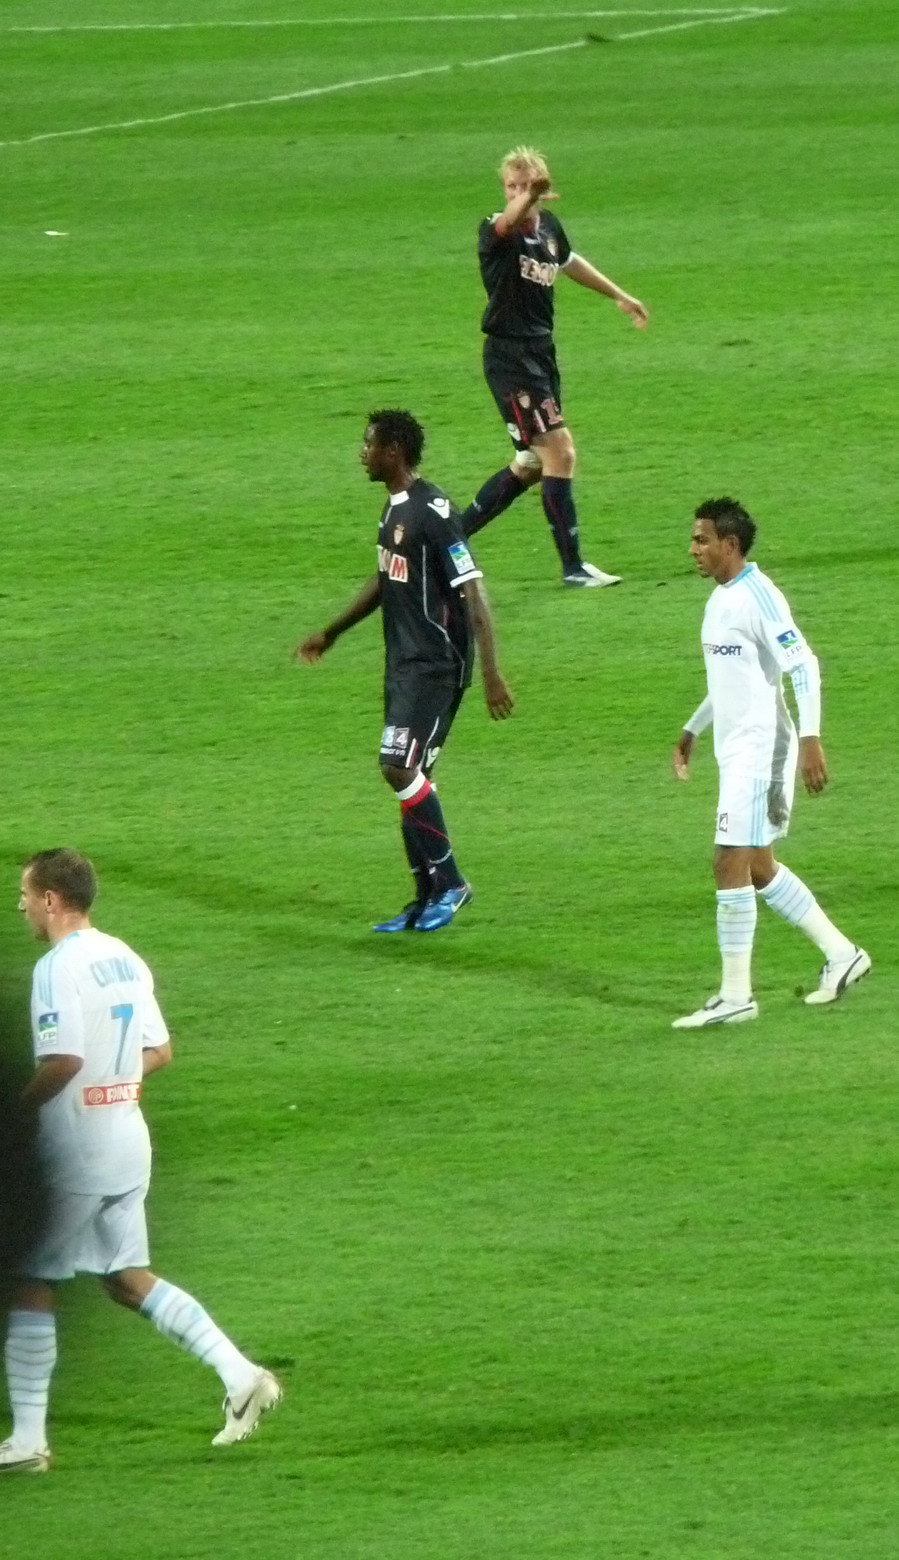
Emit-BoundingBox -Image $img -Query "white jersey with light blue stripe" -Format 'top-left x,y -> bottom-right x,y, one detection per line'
697,562 -> 819,773
31,928 -> 169,1194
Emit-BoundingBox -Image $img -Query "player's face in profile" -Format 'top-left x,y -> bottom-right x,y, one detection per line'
19,870 -> 50,940
360,424 -> 389,482
690,519 -> 732,581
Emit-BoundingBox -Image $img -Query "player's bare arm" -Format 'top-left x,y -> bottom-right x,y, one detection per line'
142,1042 -> 173,1077
673,729 -> 695,780
296,573 -> 380,662
461,580 -> 514,720
494,174 -> 557,238
564,255 -> 649,327
799,735 -> 828,794
20,1054 -> 83,1109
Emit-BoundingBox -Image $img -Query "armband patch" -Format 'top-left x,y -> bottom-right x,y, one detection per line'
448,541 -> 476,575
37,1011 -> 59,1048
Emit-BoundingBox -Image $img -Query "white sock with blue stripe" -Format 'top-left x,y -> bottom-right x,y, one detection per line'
716,887 -> 756,1003
5,1310 -> 56,1449
140,1280 -> 258,1399
759,865 -> 854,962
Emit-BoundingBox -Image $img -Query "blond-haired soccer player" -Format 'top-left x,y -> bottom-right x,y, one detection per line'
0,850 -> 281,1473
671,499 -> 871,1028
462,145 -> 648,587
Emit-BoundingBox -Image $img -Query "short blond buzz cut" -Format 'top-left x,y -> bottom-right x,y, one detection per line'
499,145 -> 550,180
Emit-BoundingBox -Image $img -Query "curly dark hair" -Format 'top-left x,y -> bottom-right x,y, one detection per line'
367,409 -> 425,467
694,496 -> 757,556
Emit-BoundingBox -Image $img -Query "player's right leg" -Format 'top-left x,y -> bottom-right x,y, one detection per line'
375,683 -> 470,931
1,1279 -> 56,1474
752,850 -> 871,1004
673,776 -> 765,1028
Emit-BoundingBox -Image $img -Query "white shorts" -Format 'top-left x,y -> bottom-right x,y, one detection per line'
23,1182 -> 150,1281
714,760 -> 797,848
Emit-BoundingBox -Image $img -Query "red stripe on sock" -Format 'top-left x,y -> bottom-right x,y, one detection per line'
400,776 -> 431,812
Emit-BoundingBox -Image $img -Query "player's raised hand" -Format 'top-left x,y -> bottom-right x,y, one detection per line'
295,631 -> 330,664
530,174 -> 559,202
799,735 -> 828,794
672,730 -> 694,780
484,671 -> 514,721
617,294 -> 649,329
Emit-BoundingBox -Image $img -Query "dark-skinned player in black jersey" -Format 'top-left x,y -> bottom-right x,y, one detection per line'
297,410 -> 513,932
463,145 -> 649,587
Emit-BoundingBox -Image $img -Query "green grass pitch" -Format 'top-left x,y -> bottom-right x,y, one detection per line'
1,0 -> 897,1555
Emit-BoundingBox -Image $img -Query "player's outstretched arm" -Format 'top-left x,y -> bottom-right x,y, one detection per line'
494,174 -> 558,238
563,254 -> 648,327
295,573 -> 380,662
142,1043 -> 173,1077
461,580 -> 514,720
672,729 -> 695,780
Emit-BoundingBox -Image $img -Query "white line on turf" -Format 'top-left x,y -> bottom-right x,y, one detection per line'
3,8 -> 784,33
0,12 -> 782,150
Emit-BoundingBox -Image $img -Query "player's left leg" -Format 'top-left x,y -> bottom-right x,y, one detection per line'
673,844 -> 760,1028
1,1280 -> 56,1473
751,849 -> 871,1004
535,426 -> 621,588
105,1266 -> 281,1446
463,454 -> 541,538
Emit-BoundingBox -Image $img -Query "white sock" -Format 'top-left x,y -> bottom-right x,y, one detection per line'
5,1310 -> 56,1449
716,887 -> 756,1004
759,865 -> 855,962
139,1280 -> 258,1399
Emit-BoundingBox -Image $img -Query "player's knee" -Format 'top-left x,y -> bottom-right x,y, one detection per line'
380,760 -> 416,791
102,1269 -> 146,1310
512,450 -> 542,486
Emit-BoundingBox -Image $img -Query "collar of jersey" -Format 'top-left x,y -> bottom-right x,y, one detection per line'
388,490 -> 410,507
725,562 -> 756,587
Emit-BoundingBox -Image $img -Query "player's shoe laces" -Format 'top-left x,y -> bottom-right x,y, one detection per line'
211,1369 -> 282,1447
416,884 -> 473,931
804,946 -> 871,1006
373,902 -> 423,932
562,563 -> 622,588
672,996 -> 759,1030
0,1438 -> 51,1474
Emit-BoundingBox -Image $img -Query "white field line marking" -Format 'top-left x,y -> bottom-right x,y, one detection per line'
0,13 -> 781,150
4,8 -> 784,33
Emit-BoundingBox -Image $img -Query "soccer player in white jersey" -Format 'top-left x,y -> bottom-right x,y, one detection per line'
0,849 -> 281,1473
670,499 -> 870,1028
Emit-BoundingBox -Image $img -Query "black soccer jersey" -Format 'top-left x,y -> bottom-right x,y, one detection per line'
377,478 -> 482,685
478,210 -> 573,339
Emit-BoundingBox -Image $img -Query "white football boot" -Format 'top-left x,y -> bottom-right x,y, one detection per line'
804,946 -> 871,1006
563,562 -> 622,588
672,996 -> 759,1029
212,1369 -> 282,1446
0,1438 -> 51,1474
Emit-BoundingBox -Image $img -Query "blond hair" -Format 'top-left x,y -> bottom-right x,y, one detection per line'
499,145 -> 550,181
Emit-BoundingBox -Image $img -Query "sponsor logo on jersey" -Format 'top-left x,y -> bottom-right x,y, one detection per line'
378,545 -> 409,583
424,745 -> 442,770
777,629 -> 799,648
519,255 -> 558,288
448,541 -> 475,575
428,497 -> 451,519
703,643 -> 742,656
717,811 -> 729,833
37,1011 -> 59,1046
83,1081 -> 142,1106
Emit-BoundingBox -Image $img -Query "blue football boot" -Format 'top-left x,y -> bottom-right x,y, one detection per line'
415,885 -> 473,932
372,901 -> 423,932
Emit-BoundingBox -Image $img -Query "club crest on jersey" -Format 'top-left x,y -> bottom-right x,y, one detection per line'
393,523 -> 405,545
547,238 -> 558,258
377,544 -> 409,583
517,392 -> 531,410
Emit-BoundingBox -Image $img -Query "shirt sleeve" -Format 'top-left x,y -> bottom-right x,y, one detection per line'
751,583 -> 822,736
425,499 -> 483,589
684,695 -> 713,736
552,218 -> 572,267
478,215 -> 506,255
135,957 -> 170,1049
31,958 -> 84,1061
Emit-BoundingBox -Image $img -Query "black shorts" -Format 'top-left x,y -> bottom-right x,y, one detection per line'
380,677 -> 465,775
483,334 -> 566,453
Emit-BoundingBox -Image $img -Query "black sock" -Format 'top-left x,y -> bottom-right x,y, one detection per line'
462,466 -> 526,537
399,778 -> 464,894
541,476 -> 582,571
400,818 -> 432,907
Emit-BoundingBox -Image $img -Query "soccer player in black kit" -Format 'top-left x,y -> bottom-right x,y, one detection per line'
298,410 -> 513,931
463,145 -> 649,587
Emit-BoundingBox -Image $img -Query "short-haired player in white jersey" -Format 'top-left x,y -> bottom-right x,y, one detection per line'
670,499 -> 870,1029
0,850 -> 281,1473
